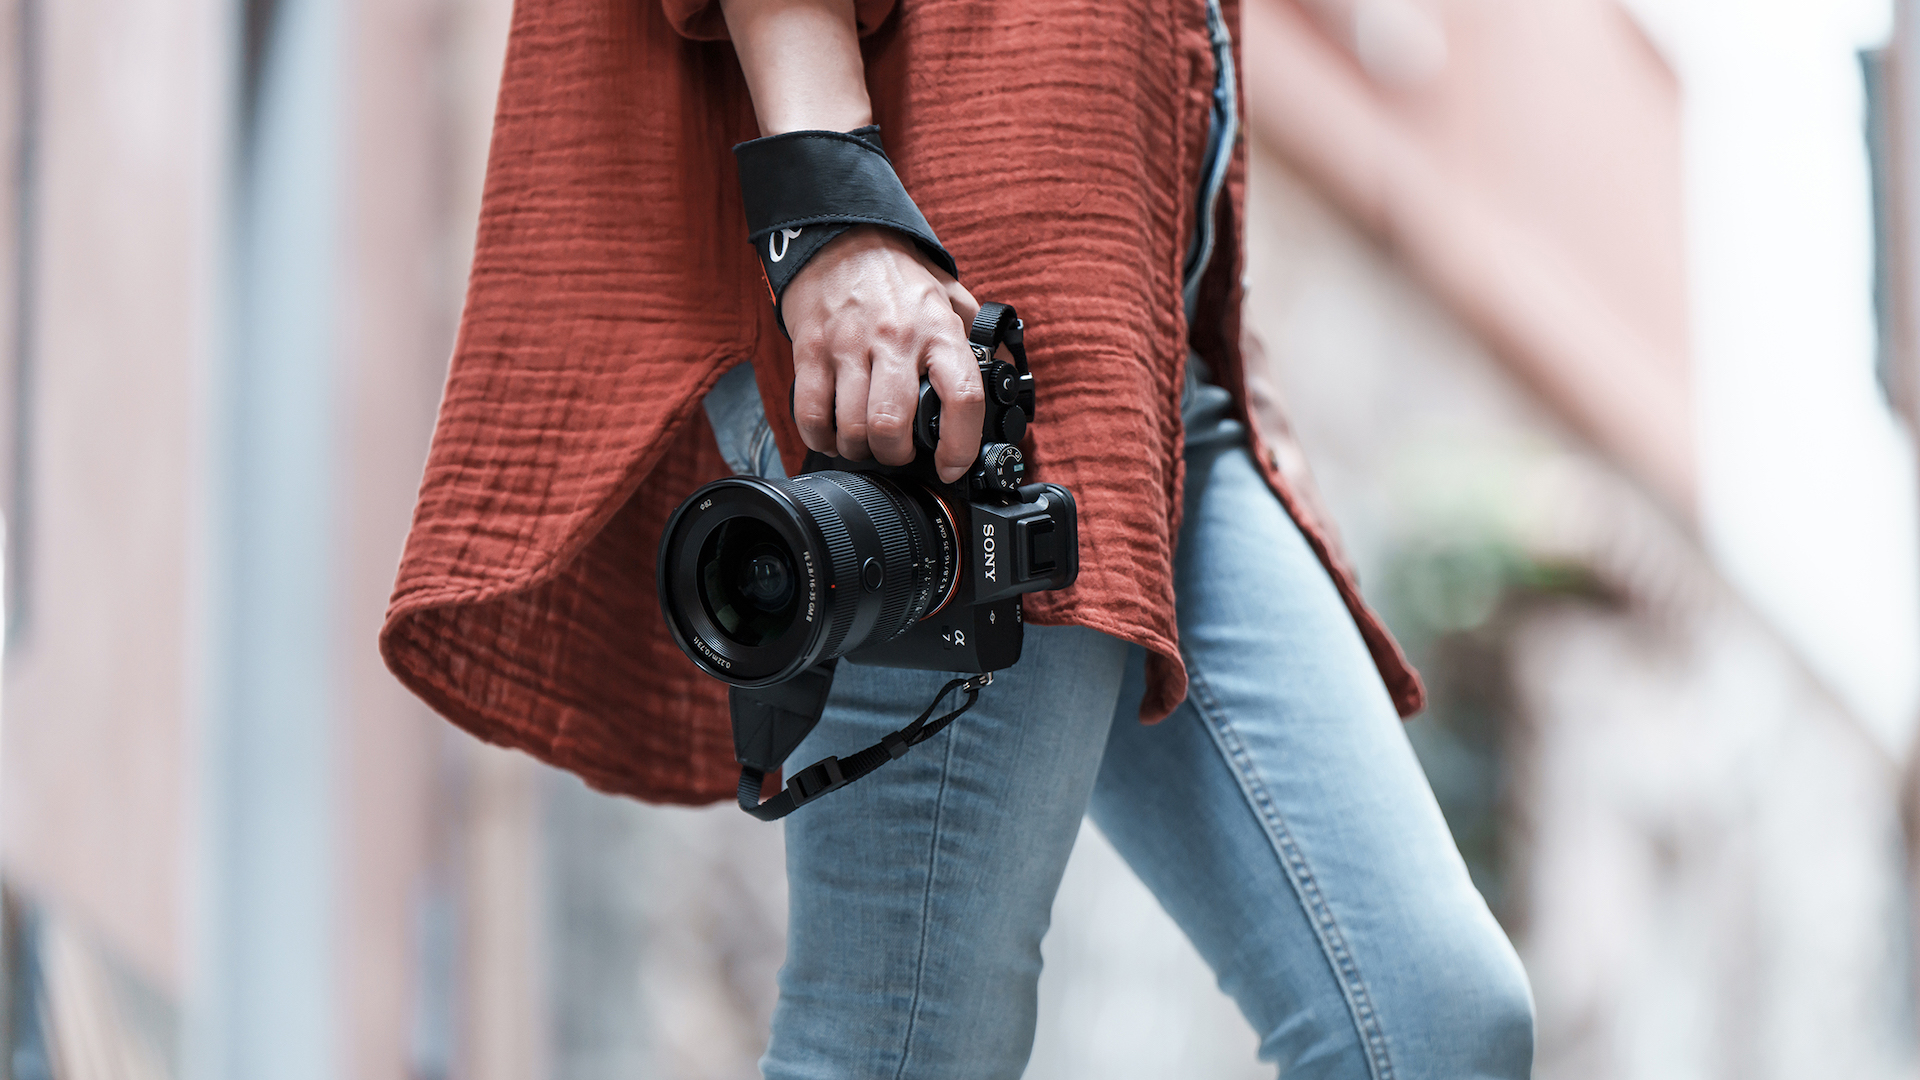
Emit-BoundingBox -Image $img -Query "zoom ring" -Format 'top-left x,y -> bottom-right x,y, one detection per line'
787,481 -> 861,660
821,473 -> 930,647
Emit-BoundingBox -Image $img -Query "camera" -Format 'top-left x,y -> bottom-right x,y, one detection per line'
657,303 -> 1079,689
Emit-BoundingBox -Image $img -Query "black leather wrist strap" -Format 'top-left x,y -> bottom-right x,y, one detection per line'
734,125 -> 958,335
733,668 -> 992,821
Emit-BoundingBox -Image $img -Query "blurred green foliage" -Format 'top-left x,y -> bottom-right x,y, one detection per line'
1381,532 -> 1609,924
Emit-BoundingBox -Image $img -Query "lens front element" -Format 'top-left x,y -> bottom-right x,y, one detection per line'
697,518 -> 798,647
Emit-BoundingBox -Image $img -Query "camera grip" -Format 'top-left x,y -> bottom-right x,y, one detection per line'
913,378 -> 942,451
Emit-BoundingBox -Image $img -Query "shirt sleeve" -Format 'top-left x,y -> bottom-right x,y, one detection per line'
661,0 -> 899,41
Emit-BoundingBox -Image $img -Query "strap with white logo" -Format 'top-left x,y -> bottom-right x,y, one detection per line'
733,125 -> 958,335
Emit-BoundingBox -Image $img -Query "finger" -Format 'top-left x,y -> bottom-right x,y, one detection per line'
832,344 -> 874,461
791,330 -> 837,454
945,278 -> 981,326
925,327 -> 986,484
866,336 -> 921,467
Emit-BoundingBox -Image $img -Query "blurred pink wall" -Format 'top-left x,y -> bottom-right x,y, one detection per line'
1247,0 -> 1692,512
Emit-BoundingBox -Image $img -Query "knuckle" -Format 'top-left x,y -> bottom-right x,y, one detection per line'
797,323 -> 828,350
795,407 -> 832,435
868,411 -> 912,441
792,326 -> 831,361
868,320 -> 913,350
945,379 -> 986,407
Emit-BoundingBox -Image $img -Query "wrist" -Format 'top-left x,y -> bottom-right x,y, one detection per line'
758,99 -> 872,137
733,126 -> 958,336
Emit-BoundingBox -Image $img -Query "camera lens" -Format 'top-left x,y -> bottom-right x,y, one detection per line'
740,551 -> 793,607
658,472 -> 959,686
696,519 -> 798,647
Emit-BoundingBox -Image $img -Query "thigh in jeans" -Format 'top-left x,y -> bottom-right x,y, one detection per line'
764,624 -> 1130,1080
1089,443 -> 1535,1080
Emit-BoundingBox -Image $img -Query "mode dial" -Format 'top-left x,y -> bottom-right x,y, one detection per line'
972,443 -> 1026,496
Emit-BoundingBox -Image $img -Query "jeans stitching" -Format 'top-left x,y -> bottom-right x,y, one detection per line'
894,718 -> 959,1079
1182,654 -> 1397,1080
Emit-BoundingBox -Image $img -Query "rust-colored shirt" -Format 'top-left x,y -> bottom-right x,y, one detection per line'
380,0 -> 1423,805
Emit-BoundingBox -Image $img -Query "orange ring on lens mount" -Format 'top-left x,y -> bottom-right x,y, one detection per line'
920,487 -> 964,620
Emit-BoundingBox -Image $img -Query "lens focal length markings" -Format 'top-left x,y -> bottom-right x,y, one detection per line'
786,480 -> 865,660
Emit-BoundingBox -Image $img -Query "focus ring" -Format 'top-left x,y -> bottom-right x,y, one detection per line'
787,480 -> 861,660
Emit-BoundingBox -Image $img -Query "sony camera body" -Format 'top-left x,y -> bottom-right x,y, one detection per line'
657,303 -> 1078,690
802,338 -> 1074,675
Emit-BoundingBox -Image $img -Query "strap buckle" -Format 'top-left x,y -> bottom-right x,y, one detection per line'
968,303 -> 1029,375
785,756 -> 847,806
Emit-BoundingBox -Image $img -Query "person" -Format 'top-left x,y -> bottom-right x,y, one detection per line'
381,0 -> 1536,1075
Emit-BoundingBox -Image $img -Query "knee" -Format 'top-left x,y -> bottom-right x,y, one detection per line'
1464,950 -> 1536,1073
1249,922 -> 1534,1080
1390,924 -> 1535,1078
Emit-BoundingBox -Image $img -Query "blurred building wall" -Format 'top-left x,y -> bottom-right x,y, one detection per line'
1628,0 -> 1920,755
1248,0 -> 1692,513
0,0 -> 520,1074
0,0 -> 225,1011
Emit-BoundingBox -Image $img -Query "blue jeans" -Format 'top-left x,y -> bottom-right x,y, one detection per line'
703,365 -> 1535,1078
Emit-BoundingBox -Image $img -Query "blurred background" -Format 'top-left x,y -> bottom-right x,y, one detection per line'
1,0 -> 1918,1076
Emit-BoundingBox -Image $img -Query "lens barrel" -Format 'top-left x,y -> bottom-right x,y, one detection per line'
658,472 -> 955,686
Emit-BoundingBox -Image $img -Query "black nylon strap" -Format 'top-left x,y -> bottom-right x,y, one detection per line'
734,125 -> 958,329
969,301 -> 1030,375
736,672 -> 992,821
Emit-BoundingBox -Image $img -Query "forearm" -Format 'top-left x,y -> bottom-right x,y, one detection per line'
721,0 -> 872,135
719,0 -> 983,480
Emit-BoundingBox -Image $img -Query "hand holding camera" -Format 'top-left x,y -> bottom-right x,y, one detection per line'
658,301 -> 1078,688
780,224 -> 987,484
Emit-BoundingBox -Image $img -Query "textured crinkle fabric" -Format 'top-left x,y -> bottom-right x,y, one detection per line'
662,0 -> 899,40
380,0 -> 1424,806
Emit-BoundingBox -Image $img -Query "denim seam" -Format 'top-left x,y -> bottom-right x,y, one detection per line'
1181,654 -> 1397,1080
893,721 -> 959,1079
747,416 -> 777,478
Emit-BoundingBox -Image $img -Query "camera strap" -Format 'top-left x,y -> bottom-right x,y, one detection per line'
734,125 -> 958,334
969,301 -> 1030,376
734,670 -> 994,821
